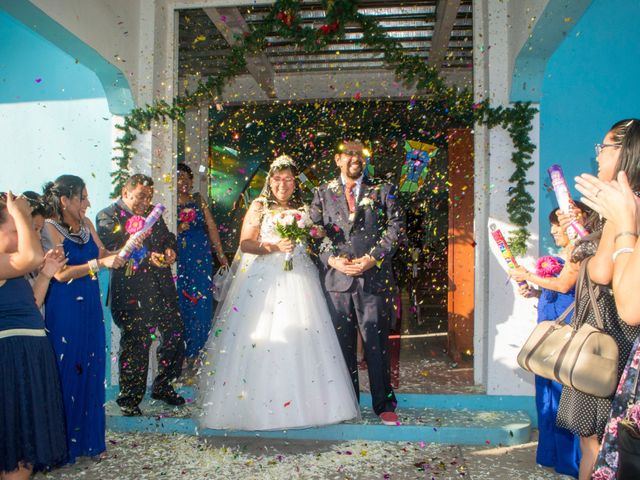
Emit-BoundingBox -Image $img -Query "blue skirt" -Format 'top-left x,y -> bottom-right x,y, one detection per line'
0,335 -> 67,472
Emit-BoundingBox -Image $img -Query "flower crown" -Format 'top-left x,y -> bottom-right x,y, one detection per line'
270,155 -> 297,170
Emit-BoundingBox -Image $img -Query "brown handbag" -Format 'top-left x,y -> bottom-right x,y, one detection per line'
517,258 -> 619,398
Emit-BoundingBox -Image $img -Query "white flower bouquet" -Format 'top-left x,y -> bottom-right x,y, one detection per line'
274,209 -> 314,271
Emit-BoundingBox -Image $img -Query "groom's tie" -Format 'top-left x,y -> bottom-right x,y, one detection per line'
345,183 -> 356,215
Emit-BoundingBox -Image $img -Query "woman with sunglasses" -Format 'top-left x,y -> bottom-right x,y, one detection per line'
575,120 -> 640,478
554,119 -> 640,479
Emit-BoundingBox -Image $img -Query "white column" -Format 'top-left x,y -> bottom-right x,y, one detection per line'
183,75 -> 211,199
474,0 -> 541,395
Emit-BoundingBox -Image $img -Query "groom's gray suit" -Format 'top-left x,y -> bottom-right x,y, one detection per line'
310,176 -> 406,415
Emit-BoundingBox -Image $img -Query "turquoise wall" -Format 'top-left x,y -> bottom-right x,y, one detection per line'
539,0 -> 640,252
0,10 -> 113,219
0,8 -> 121,384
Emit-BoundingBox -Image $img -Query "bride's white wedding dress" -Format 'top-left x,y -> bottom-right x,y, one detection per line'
196,210 -> 360,431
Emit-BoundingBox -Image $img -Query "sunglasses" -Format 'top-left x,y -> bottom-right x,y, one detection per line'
595,143 -> 622,156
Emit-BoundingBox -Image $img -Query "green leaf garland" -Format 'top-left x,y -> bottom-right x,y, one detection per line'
112,0 -> 537,255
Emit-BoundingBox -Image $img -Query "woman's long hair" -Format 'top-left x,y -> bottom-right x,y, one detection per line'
611,119 -> 640,189
582,119 -> 640,233
573,120 -> 640,261
42,175 -> 85,230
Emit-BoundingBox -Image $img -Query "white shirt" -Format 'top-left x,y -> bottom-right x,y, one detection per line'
340,174 -> 364,200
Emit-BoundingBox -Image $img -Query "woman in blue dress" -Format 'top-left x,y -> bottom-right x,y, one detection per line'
42,175 -> 125,463
0,193 -> 67,480
176,164 -> 227,366
512,207 -> 584,478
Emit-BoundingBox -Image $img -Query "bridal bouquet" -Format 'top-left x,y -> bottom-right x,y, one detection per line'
274,209 -> 314,271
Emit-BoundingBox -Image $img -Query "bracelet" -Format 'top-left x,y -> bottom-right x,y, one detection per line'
612,247 -> 635,262
614,231 -> 638,242
88,258 -> 99,279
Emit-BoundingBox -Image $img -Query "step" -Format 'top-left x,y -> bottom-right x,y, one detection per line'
106,391 -> 532,446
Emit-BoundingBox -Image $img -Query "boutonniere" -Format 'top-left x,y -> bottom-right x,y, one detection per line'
359,197 -> 375,208
327,179 -> 341,195
318,237 -> 336,255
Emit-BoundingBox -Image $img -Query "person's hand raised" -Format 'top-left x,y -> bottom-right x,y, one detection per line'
576,172 -> 639,232
6,192 -> 32,218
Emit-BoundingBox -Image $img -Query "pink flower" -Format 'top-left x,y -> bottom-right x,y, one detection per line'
592,466 -> 615,480
535,256 -> 563,278
631,351 -> 640,369
627,404 -> 640,428
607,416 -> 621,437
179,208 -> 196,224
125,215 -> 145,235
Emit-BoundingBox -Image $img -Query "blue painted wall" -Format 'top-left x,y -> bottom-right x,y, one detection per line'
539,0 -> 640,252
0,9 -> 120,383
0,10 -> 113,218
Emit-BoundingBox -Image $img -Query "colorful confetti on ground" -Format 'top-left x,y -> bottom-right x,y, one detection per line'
35,431 -> 573,479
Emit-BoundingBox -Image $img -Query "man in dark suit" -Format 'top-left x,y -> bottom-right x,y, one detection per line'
96,174 -> 185,416
310,140 -> 406,425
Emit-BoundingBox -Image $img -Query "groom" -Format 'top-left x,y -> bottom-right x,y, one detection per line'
310,139 -> 406,425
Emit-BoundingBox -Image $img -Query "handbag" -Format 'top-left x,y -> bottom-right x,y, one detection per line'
617,350 -> 640,479
212,265 -> 229,302
517,258 -> 619,398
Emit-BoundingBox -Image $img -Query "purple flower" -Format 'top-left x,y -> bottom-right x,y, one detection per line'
604,451 -> 619,469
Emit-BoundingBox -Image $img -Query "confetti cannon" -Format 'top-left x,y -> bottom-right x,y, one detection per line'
547,164 -> 588,239
118,203 -> 166,260
489,224 -> 528,288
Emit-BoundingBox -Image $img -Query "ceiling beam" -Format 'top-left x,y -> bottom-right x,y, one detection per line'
204,7 -> 277,98
428,0 -> 461,68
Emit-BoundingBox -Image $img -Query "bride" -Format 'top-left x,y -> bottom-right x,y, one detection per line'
197,155 -> 360,431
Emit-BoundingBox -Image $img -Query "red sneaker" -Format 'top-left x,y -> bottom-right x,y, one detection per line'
379,411 -> 400,426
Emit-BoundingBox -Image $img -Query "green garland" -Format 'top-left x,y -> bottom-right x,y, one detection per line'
112,0 -> 536,255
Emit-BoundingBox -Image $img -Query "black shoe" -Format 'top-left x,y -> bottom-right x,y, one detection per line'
151,390 -> 186,406
120,405 -> 143,417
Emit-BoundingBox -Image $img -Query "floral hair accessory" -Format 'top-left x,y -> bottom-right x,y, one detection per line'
125,215 -> 145,235
270,154 -> 296,170
535,255 -> 563,278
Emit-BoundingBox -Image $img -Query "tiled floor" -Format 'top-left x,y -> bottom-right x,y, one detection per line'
358,335 -> 479,395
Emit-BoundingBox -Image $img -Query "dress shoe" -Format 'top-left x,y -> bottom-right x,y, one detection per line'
379,411 -> 400,426
151,390 -> 186,406
120,405 -> 143,417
